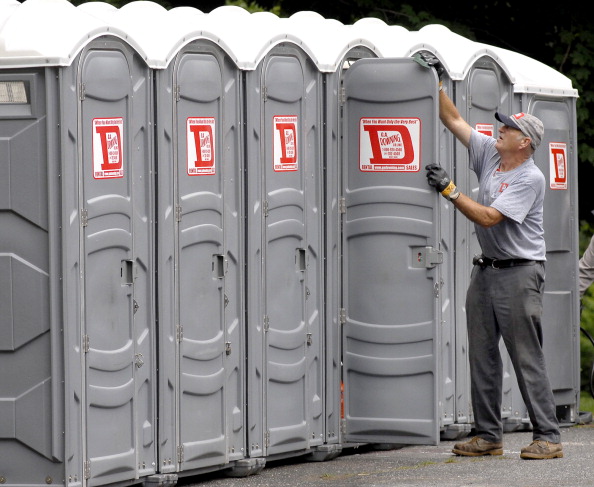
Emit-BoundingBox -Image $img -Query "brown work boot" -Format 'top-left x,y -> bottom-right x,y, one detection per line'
452,436 -> 503,456
520,440 -> 563,459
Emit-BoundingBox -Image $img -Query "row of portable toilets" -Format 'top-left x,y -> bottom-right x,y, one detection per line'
0,0 -> 582,486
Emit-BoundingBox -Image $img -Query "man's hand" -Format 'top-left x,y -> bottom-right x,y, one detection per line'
426,164 -> 459,200
426,163 -> 451,191
415,51 -> 445,80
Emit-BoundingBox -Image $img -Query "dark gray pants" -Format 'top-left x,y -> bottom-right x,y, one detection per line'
466,261 -> 560,443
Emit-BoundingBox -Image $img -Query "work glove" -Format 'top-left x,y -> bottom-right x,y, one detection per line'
426,164 -> 460,201
415,51 -> 445,81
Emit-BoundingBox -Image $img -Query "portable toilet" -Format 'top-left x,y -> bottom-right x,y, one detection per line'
431,29 -> 581,430
149,5 -> 251,477
0,0 -> 157,485
450,42 -> 581,429
409,25 -> 580,431
449,44 -> 519,429
241,10 -> 327,460
489,45 -> 581,425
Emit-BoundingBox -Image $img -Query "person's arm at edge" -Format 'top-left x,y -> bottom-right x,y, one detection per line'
579,235 -> 594,296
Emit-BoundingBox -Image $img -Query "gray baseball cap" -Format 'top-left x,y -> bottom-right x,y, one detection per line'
495,112 -> 544,150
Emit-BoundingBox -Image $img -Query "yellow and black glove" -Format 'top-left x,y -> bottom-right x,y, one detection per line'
425,164 -> 460,201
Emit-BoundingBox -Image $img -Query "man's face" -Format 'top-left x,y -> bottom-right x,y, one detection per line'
495,124 -> 529,152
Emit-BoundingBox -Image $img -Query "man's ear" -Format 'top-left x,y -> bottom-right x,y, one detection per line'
521,136 -> 532,150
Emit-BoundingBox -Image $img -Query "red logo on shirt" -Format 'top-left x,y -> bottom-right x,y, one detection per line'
499,183 -> 509,193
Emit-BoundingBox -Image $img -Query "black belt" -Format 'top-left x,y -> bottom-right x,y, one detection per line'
472,255 -> 538,269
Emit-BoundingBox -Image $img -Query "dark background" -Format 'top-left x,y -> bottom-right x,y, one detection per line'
162,0 -> 587,67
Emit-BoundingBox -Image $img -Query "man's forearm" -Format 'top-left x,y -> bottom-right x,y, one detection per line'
450,192 -> 504,228
439,89 -> 472,148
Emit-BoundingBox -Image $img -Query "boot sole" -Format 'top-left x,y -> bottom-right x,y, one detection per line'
520,451 -> 563,460
452,448 -> 503,456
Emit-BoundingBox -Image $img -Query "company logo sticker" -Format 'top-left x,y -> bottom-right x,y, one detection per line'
187,117 -> 216,176
549,142 -> 567,190
359,118 -> 421,172
476,123 -> 494,137
273,115 -> 298,172
93,118 -> 124,179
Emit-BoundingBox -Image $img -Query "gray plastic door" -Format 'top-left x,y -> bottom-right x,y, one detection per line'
260,49 -> 324,456
173,48 -> 244,470
341,57 -> 440,445
79,41 -> 155,485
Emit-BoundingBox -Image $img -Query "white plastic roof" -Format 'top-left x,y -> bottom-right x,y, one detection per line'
0,0 -> 20,31
403,25 -> 506,81
0,0 -> 577,96
0,0 -> 108,66
349,22 -> 576,97
485,44 -> 577,96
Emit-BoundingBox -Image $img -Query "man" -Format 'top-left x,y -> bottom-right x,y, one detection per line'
420,53 -> 562,460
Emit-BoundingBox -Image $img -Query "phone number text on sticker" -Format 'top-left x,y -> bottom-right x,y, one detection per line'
359,117 -> 421,172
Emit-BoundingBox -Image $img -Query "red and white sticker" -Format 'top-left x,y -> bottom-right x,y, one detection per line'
549,142 -> 567,190
93,118 -> 124,179
359,117 -> 421,172
273,115 -> 298,172
187,117 -> 216,176
476,123 -> 494,137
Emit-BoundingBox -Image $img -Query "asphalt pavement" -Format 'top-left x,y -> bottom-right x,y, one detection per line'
180,419 -> 594,487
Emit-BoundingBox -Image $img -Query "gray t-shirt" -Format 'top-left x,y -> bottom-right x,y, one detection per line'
469,130 -> 546,261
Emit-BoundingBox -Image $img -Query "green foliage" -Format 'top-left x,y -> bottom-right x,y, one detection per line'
552,28 -> 594,167
580,221 -> 594,254
225,0 -> 280,15
365,3 -> 476,39
581,390 -> 594,412
580,303 -> 594,392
